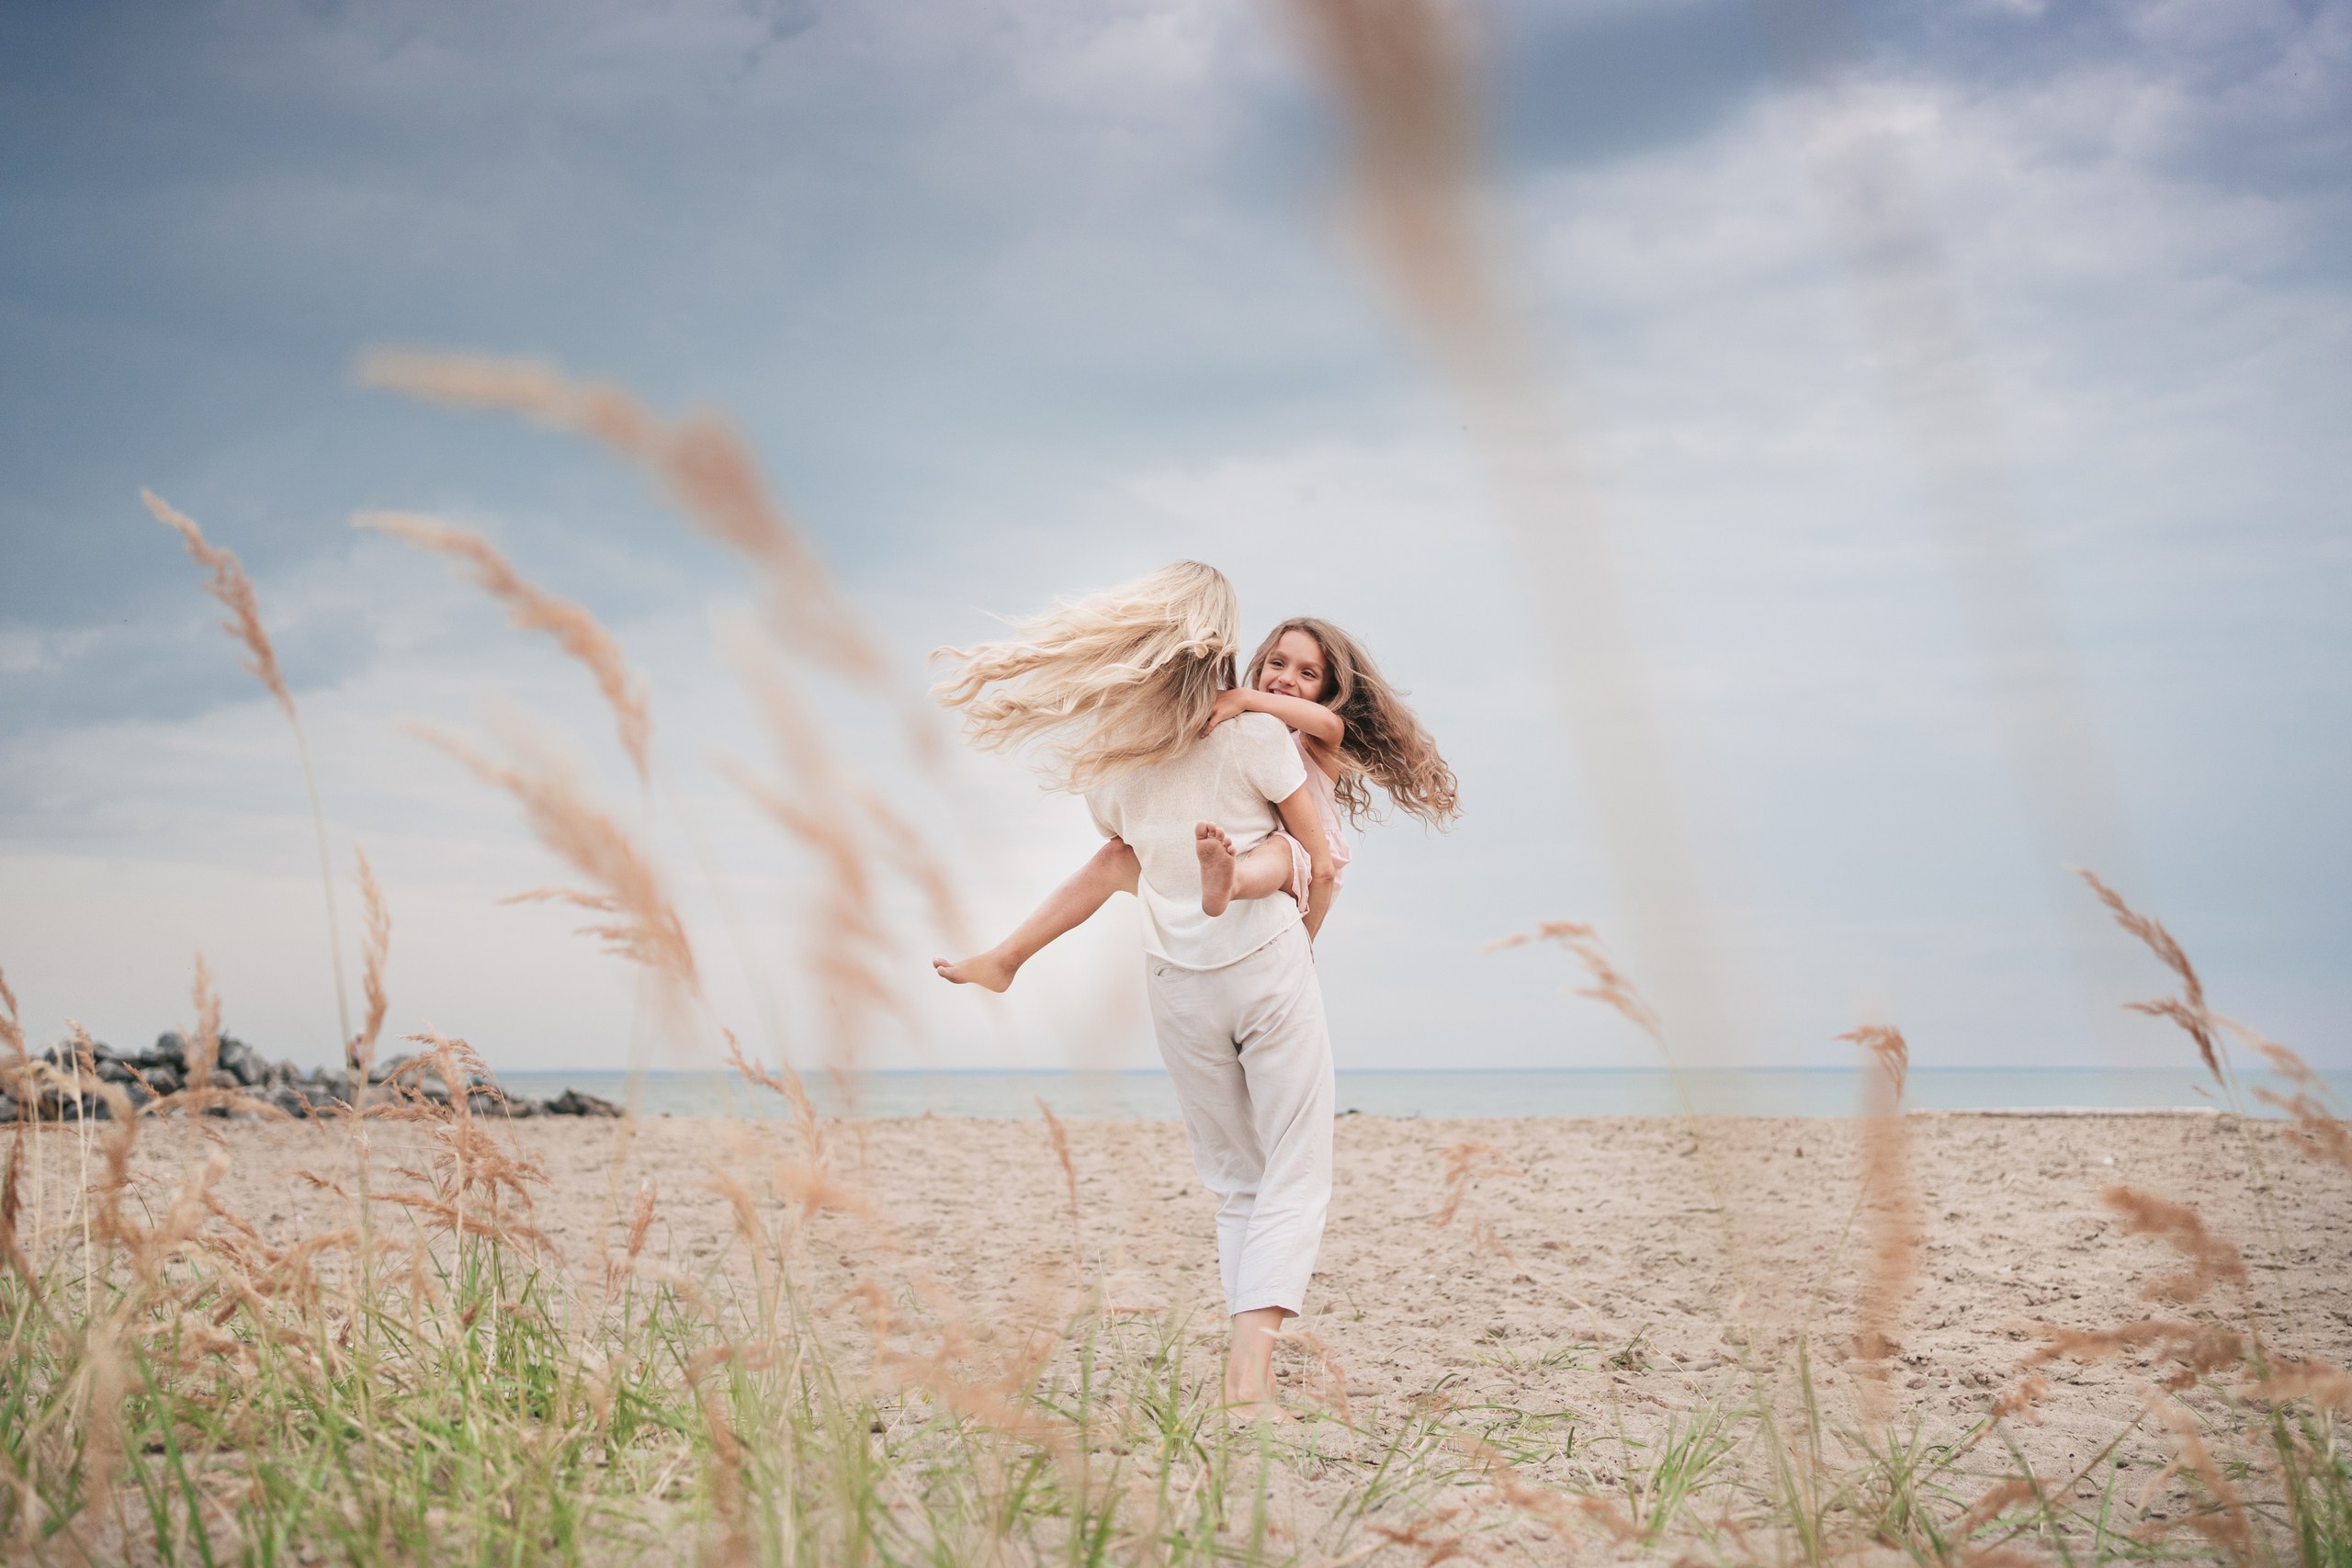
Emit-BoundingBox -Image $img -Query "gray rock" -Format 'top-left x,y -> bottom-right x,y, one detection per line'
543,1088 -> 624,1118
215,1036 -> 266,1087
141,1032 -> 187,1069
272,1086 -> 315,1118
0,1093 -> 14,1122
95,1058 -> 139,1084
207,1069 -> 241,1093
140,1065 -> 181,1097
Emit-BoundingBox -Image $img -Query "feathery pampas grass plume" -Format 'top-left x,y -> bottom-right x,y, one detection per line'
64,955 -> 267,1128
2226,1016 -> 2352,1175
0,1137 -> 30,1292
415,724 -> 699,996
856,784 -> 971,951
2149,1395 -> 2257,1563
1430,1139 -> 1510,1230
0,971 -> 28,1274
2072,866 -> 2222,1080
352,845 -> 390,1078
2101,1187 -> 2246,1305
1839,1024 -> 1919,1416
1302,0 -> 1741,1118
1035,1098 -> 1080,1242
145,488 -> 354,1051
1290,0 -> 1494,362
1485,920 -> 1661,1041
2025,1314 -> 2249,1390
165,953 -> 281,1122
0,964 -> 21,1072
143,488 -> 295,721
356,351 -> 881,682
356,511 -> 652,784
2260,1358 -> 2352,1416
1842,1022 -> 1909,1100
185,952 -> 220,1099
718,625 -> 907,1075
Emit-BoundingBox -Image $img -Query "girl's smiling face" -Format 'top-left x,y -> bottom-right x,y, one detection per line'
1257,628 -> 1330,704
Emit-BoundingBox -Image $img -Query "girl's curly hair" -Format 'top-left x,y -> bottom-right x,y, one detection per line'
1246,617 -> 1459,829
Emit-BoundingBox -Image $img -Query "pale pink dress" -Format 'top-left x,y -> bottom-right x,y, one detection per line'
1275,730 -> 1351,914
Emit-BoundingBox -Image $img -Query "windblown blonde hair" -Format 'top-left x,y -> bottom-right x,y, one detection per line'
1246,616 -> 1459,829
933,561 -> 1239,791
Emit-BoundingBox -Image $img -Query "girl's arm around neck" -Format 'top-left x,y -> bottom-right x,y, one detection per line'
1236,687 -> 1344,747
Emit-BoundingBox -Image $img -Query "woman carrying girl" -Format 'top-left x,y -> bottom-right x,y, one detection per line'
934,615 -> 1459,994
932,563 -> 1455,1415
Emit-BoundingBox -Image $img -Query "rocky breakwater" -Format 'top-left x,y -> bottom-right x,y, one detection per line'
0,1033 -> 623,1122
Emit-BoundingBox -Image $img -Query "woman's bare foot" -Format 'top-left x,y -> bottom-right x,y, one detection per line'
1196,821 -> 1237,916
1225,1393 -> 1293,1426
1223,1307 -> 1290,1420
933,951 -> 1018,992
1222,1363 -> 1293,1423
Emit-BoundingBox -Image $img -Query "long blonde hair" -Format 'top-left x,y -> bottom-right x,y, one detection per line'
933,560 -> 1240,791
1245,616 -> 1459,829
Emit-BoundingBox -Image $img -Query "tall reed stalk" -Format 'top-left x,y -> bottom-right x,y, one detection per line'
144,490 -> 353,1055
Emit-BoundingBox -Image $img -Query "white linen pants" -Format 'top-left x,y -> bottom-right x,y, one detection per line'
1145,922 -> 1335,1317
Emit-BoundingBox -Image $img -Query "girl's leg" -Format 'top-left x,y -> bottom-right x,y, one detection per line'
1195,827 -> 1304,917
934,839 -> 1138,993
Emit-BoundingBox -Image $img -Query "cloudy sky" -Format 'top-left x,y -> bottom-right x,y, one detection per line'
1,0 -> 2345,1079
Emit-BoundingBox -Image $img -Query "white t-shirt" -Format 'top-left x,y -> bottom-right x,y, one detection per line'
1085,711 -> 1308,969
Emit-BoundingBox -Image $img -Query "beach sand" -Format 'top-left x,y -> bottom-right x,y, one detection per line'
28,1107 -> 2349,1552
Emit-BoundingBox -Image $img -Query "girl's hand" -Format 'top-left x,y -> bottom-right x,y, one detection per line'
1200,688 -> 1255,736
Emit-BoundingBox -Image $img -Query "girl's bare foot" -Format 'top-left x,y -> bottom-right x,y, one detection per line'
933,952 -> 1018,992
1196,820 -> 1237,915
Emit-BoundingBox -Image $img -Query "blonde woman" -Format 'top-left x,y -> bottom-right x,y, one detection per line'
933,560 -> 1337,1416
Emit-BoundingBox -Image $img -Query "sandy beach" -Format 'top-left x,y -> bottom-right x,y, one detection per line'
23,1104 -> 2342,1556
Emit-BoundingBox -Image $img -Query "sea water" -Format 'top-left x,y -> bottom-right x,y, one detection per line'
493,1067 -> 2348,1121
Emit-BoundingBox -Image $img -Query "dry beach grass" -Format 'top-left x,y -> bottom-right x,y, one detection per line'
3,1043 -> 2348,1564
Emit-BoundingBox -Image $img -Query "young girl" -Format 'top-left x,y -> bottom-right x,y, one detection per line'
933,614 -> 1459,993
